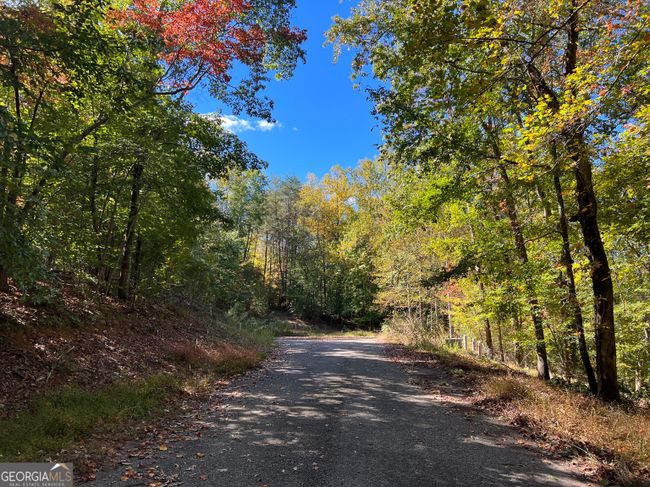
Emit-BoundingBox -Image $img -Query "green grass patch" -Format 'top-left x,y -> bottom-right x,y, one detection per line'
305,329 -> 380,339
224,321 -> 277,347
0,375 -> 180,461
264,319 -> 299,337
338,329 -> 379,337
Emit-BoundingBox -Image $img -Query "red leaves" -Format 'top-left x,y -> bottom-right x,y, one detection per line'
111,0 -> 305,88
112,0 -> 251,78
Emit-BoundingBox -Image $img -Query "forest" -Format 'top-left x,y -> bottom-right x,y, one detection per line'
1,0 -> 649,415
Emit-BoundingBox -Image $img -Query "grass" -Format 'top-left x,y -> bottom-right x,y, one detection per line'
0,294 -> 279,469
337,329 -> 379,337
215,309 -> 383,344
1,335 -> 269,463
481,375 -> 650,485
0,314 -> 273,463
402,344 -> 650,485
264,319 -> 300,337
228,322 -> 276,345
302,328 -> 380,339
0,375 -> 180,461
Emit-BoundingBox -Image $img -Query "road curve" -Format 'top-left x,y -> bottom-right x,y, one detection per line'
90,338 -> 591,487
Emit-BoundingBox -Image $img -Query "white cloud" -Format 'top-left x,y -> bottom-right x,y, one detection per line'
257,120 -> 278,132
219,114 -> 252,133
203,113 -> 281,134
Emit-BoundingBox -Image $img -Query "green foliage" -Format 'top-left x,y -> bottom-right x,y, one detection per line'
0,375 -> 178,461
327,0 -> 650,397
1,0 -> 648,401
0,0 -> 303,298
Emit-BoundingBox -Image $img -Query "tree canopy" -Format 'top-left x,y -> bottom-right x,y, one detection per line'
1,0 -> 649,403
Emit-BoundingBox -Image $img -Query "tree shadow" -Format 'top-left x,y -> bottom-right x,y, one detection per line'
91,338 -> 592,487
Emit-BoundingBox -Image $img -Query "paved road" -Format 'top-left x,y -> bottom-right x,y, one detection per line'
91,338 -> 591,486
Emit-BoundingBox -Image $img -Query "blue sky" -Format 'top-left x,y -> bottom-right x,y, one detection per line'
186,1 -> 382,180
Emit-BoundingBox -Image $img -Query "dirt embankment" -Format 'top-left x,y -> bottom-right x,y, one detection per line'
1,285 -> 250,418
0,284 -> 270,481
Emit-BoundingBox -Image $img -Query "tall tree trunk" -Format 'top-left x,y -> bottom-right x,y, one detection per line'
1,57 -> 21,292
513,307 -> 524,366
7,52 -> 23,209
497,164 -> 550,380
535,183 -> 552,220
483,317 -> 494,358
118,163 -> 144,300
497,320 -> 505,362
0,150 -> 9,291
131,234 -> 143,295
469,221 -> 494,357
0,265 -> 9,292
101,197 -> 119,291
262,231 -> 269,284
477,280 -> 493,357
242,227 -> 253,262
568,135 -> 619,401
524,0 -> 620,400
88,153 -> 104,278
646,327 -> 650,391
552,154 -> 598,394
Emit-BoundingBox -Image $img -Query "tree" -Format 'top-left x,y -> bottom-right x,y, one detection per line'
0,0 -> 305,291
330,0 -> 649,400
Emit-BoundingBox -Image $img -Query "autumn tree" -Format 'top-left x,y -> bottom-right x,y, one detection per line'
0,0 -> 305,292
329,0 -> 649,400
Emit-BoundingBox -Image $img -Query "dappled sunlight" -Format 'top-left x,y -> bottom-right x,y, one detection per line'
89,338 -> 591,486
483,466 -> 582,486
5,1 -> 642,484
461,435 -> 508,449
159,339 -> 589,486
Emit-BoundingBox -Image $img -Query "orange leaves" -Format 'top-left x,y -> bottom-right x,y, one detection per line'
112,0 -> 251,78
111,0 -> 305,86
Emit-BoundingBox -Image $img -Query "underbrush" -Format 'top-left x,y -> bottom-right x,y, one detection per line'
0,375 -> 180,461
333,329 -> 379,337
401,345 -> 650,485
0,296 -> 279,465
166,340 -> 264,375
481,375 -> 650,485
380,315 -> 445,347
219,305 -> 315,339
0,331 -> 269,463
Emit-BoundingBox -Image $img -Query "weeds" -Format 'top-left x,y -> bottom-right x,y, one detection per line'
480,375 -> 650,485
337,329 -> 378,337
0,375 -> 179,461
0,305 -> 276,464
400,343 -> 650,485
482,376 -> 530,402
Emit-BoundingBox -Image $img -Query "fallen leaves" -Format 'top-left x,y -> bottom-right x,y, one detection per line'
120,467 -> 138,482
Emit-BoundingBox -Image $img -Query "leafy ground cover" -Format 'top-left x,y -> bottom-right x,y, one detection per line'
0,283 -> 281,479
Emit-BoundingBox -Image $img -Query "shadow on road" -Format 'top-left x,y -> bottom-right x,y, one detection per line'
90,338 -> 592,487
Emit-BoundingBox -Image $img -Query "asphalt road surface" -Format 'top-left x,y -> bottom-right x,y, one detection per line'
90,338 -> 592,487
